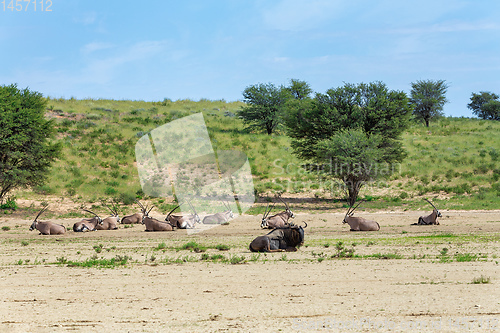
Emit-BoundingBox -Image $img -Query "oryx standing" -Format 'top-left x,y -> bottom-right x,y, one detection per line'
29,206 -> 66,235
342,200 -> 380,231
260,196 -> 294,229
73,209 -> 103,232
414,199 -> 442,225
202,201 -> 234,224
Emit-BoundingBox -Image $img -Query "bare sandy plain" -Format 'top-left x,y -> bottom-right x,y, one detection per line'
0,209 -> 499,332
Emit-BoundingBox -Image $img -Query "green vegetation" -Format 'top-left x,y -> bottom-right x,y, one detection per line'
468,91 -> 500,121
8,96 -> 500,212
410,79 -> 448,127
283,81 -> 413,204
0,84 -> 61,203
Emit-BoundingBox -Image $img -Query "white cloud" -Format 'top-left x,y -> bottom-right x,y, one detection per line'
74,11 -> 97,25
81,42 -> 115,55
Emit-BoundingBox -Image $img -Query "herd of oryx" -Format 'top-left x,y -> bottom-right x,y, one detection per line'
29,196 -> 442,252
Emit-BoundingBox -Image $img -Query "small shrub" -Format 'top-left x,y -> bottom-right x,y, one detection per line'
229,255 -> 246,264
93,244 -> 104,253
455,253 -> 478,262
0,197 -> 17,210
215,244 -> 230,251
21,240 -> 29,246
119,192 -> 136,205
471,275 -> 491,284
156,242 -> 167,250
2,226 -> 10,231
181,241 -> 206,253
104,187 -> 118,195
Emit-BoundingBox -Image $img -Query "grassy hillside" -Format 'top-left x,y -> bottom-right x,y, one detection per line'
12,97 -> 500,214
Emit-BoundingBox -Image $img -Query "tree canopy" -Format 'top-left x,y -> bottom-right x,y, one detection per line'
467,91 -> 500,120
0,84 -> 61,203
238,79 -> 311,135
283,81 -> 412,205
410,79 -> 448,127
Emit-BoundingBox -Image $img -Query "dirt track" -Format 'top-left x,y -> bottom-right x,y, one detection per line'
1,210 -> 499,332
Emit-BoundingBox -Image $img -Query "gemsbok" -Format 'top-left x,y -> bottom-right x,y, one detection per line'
143,206 -> 175,231
73,209 -> 103,232
121,200 -> 147,224
249,222 -> 307,252
96,201 -> 120,230
165,201 -> 200,229
29,206 -> 66,235
342,200 -> 380,231
202,201 -> 234,224
260,196 -> 295,229
413,199 -> 442,225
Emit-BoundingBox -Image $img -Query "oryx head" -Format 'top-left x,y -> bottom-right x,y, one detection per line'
186,199 -> 201,223
343,200 -> 364,224
278,195 -> 294,219
424,199 -> 442,217
142,205 -> 155,223
261,202 -> 276,228
222,201 -> 234,219
30,205 -> 49,231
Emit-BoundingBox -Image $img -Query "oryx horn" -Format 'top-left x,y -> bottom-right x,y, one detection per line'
135,199 -> 146,212
424,198 -> 438,210
277,194 -> 290,210
302,222 -> 308,228
104,202 -> 116,216
34,205 -> 49,221
348,200 -> 364,215
82,209 -> 99,217
166,204 -> 179,218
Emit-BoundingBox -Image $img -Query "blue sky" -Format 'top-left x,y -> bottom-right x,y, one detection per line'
1,0 -> 499,117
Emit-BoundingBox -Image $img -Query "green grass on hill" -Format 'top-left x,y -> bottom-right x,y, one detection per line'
14,97 -> 500,213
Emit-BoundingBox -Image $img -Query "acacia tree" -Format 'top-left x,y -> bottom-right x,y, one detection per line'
410,79 -> 448,127
238,82 -> 291,135
283,82 -> 412,205
467,91 -> 500,120
0,84 -> 61,203
286,79 -> 312,100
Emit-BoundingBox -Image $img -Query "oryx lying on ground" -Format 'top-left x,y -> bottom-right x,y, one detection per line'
343,200 -> 380,231
165,201 -> 200,229
260,196 -> 295,229
202,201 -> 234,224
249,223 -> 307,252
121,200 -> 147,224
29,206 -> 66,235
73,209 -> 103,232
143,206 -> 175,231
413,199 -> 441,225
96,201 -> 120,230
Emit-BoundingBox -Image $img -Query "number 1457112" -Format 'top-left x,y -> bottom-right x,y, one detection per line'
2,0 -> 52,12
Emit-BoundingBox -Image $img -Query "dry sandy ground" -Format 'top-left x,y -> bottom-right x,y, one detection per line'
0,210 -> 499,332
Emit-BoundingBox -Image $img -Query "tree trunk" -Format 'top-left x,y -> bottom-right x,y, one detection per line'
344,178 -> 362,206
425,118 -> 430,127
